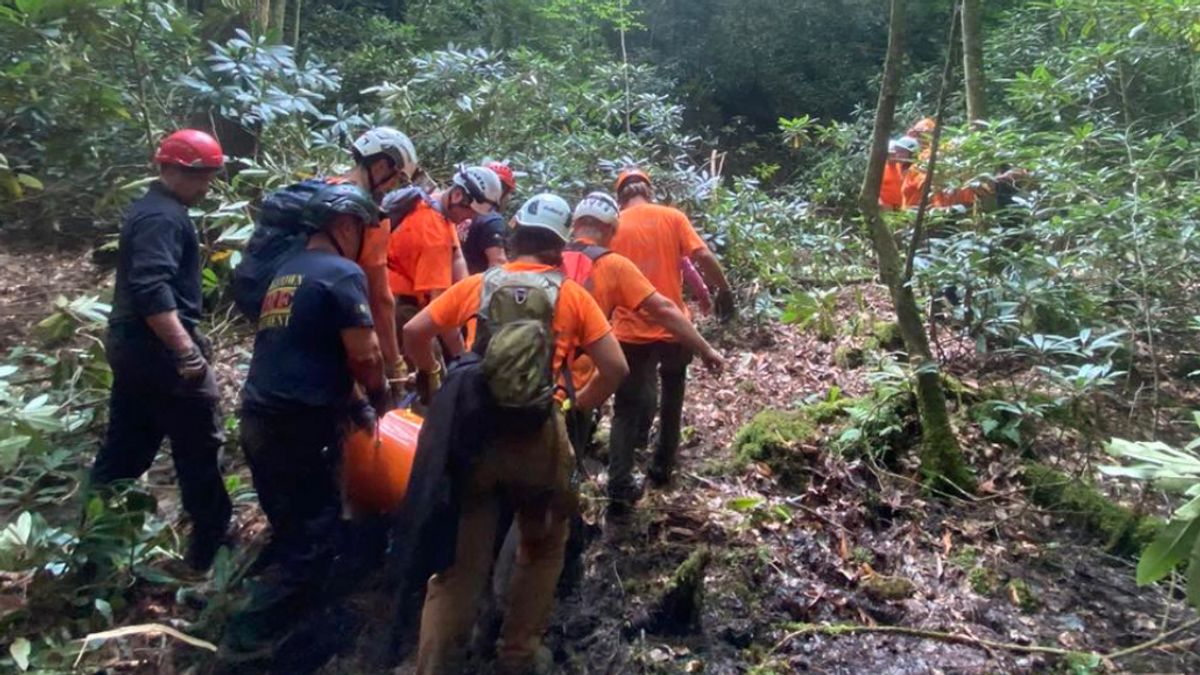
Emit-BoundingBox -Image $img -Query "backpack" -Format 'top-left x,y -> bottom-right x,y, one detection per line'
232,179 -> 326,321
560,242 -> 612,295
472,267 -> 564,429
381,185 -> 440,229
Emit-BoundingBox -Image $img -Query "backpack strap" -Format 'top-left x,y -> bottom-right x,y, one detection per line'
564,240 -> 611,262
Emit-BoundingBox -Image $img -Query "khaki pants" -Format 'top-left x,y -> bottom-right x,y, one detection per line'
416,412 -> 576,675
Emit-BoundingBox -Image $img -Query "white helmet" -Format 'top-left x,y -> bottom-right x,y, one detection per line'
890,136 -> 920,154
572,192 -> 619,228
352,127 -> 419,181
513,193 -> 572,242
451,165 -> 503,215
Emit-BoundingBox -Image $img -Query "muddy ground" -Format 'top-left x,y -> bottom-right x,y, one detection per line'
3,248 -> 1198,674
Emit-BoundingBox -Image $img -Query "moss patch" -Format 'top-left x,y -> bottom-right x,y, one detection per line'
732,402 -> 849,487
1005,579 -> 1040,613
1022,462 -> 1163,555
967,566 -> 1000,595
861,574 -> 917,601
871,320 -> 904,351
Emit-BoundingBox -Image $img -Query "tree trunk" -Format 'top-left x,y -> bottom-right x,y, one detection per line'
270,0 -> 287,38
961,0 -> 986,124
858,0 -> 975,495
291,0 -> 301,47
255,0 -> 271,30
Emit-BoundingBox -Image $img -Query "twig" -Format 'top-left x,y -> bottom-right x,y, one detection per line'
1105,616 -> 1200,660
74,623 -> 217,668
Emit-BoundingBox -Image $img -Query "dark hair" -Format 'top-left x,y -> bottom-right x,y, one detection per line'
618,180 -> 653,206
508,226 -> 564,266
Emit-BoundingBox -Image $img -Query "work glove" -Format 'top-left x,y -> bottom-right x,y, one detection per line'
192,331 -> 214,361
714,288 -> 737,324
416,365 -> 444,407
349,398 -> 378,433
173,343 -> 208,381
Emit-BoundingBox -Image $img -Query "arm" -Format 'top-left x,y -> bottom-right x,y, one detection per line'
451,246 -> 468,282
575,332 -> 629,410
690,247 -> 734,321
145,311 -> 194,353
402,308 -> 441,374
341,326 -> 386,406
425,288 -> 465,357
485,245 -> 507,268
364,264 -> 401,370
638,292 -> 724,372
680,257 -> 711,315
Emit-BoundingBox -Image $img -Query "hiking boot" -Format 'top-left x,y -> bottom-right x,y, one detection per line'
186,526 -> 234,572
646,459 -> 674,488
607,477 -> 644,516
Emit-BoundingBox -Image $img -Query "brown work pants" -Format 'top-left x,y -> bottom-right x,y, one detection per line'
416,412 -> 576,675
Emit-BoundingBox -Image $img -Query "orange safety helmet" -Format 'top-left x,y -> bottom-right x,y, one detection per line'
907,117 -> 937,137
614,167 -> 651,194
341,409 -> 422,514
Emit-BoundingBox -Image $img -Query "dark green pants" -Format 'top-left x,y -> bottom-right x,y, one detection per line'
608,341 -> 692,495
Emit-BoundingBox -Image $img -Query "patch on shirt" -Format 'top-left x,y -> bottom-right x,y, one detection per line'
259,273 -> 302,330
356,303 -> 371,320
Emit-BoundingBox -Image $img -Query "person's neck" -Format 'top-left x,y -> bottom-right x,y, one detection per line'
513,254 -> 546,265
307,232 -> 339,255
572,227 -> 606,245
156,177 -> 191,205
342,166 -> 369,190
624,196 -> 650,209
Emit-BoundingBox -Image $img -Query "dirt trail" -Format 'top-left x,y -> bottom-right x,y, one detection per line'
4,248 -> 1197,673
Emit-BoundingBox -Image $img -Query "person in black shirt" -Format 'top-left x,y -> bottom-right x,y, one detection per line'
221,183 -> 387,662
91,129 -> 232,572
461,211 -> 508,274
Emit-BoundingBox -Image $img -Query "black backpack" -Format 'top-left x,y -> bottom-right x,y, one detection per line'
231,179 -> 327,321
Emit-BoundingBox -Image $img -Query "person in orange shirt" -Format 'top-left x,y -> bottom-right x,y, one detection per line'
880,137 -> 919,210
606,168 -> 733,507
402,193 -> 628,675
333,127 -> 420,401
388,165 -> 504,360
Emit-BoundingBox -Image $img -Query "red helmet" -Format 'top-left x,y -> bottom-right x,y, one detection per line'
487,161 -> 516,194
615,167 -> 651,193
154,129 -> 224,170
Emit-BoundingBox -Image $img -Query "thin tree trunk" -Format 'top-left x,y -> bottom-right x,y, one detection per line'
291,0 -> 301,47
961,0 -> 986,123
255,0 -> 271,30
270,0 -> 287,38
859,0 -> 975,495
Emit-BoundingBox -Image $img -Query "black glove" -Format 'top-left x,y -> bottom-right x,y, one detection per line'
173,344 -> 208,380
349,398 -> 378,433
714,289 -> 737,324
192,331 -> 214,361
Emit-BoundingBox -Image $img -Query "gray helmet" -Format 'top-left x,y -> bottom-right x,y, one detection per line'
352,127 -> 419,181
513,193 -> 572,242
301,183 -> 380,234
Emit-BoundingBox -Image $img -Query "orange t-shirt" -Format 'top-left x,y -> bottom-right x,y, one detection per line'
609,203 -> 707,343
387,200 -> 459,302
424,261 -> 612,378
901,168 -> 977,209
879,160 -> 907,210
566,238 -> 658,388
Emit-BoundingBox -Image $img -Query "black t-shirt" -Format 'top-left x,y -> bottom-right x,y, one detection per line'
242,250 -> 374,415
109,181 -> 203,337
461,212 -> 507,274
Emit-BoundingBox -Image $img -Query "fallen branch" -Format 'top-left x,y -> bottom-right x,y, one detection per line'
74,623 -> 217,668
773,617 -> 1200,663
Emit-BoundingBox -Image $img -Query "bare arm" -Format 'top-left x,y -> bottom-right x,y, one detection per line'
145,311 -> 195,353
691,247 -> 734,321
364,264 -> 400,370
485,246 -> 507,268
451,247 -> 468,282
638,293 -> 724,372
426,288 -> 465,357
402,308 -> 441,374
342,325 -> 386,403
575,332 -> 629,410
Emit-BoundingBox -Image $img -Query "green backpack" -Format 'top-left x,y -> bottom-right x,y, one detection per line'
474,267 -> 565,426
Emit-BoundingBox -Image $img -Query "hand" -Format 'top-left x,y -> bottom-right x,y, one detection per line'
700,347 -> 726,373
192,331 -> 214,361
386,361 -> 408,407
714,289 -> 736,324
416,365 -> 444,406
173,344 -> 208,380
349,398 -> 378,433
697,293 -> 713,316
